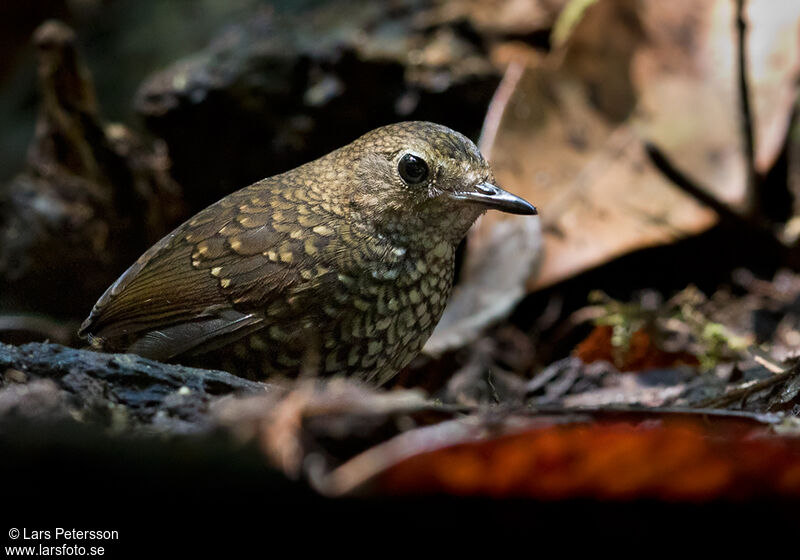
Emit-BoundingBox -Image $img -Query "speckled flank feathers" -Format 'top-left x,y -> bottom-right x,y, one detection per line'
79,122 -> 536,384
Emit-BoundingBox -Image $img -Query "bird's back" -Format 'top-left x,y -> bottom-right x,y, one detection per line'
79,158 -> 343,361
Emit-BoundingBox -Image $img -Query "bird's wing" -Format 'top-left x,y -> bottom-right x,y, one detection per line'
79,181 -> 330,360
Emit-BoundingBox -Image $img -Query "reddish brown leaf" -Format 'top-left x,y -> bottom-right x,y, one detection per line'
575,325 -> 700,371
374,421 -> 800,500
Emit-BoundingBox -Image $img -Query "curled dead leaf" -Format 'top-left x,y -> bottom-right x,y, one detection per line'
321,415 -> 800,500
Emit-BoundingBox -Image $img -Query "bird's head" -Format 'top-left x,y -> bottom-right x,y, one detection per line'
339,121 -> 536,245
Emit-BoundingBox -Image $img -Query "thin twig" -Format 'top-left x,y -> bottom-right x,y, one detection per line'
478,58 -> 526,159
645,142 -> 748,225
735,0 -> 760,212
645,142 -> 788,254
694,352 -> 797,409
750,346 -> 789,374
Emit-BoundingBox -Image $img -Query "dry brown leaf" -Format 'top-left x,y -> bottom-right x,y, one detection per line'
481,56 -> 716,289
747,1 -> 800,172
630,0 -> 748,209
471,0 -> 800,294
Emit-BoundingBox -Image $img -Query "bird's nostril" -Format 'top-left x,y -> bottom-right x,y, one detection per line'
475,183 -> 495,195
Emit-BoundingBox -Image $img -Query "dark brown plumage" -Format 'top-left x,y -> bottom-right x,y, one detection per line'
79,122 -> 536,384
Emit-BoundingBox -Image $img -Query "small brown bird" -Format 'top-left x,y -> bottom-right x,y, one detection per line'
79,122 -> 536,384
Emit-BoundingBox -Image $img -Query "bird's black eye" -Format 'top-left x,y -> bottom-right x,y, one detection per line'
398,153 -> 429,185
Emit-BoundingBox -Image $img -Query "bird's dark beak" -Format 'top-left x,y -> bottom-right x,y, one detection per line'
450,182 -> 537,215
